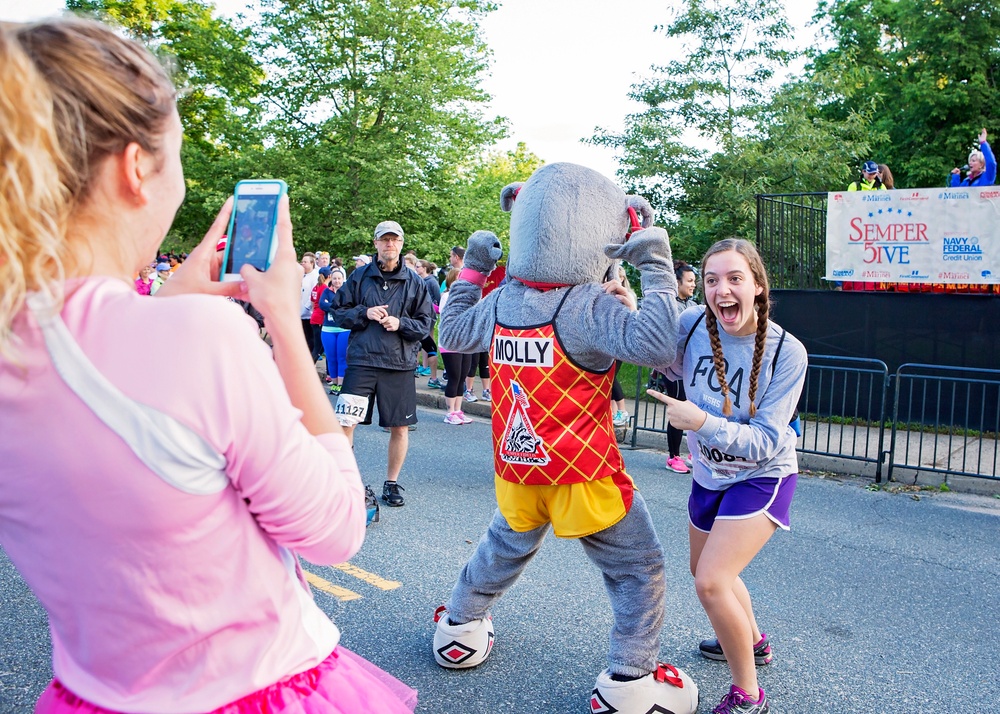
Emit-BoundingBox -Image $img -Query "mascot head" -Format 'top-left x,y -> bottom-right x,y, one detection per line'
500,163 -> 654,288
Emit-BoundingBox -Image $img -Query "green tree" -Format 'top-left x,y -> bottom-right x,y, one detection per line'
812,0 -> 1000,188
68,0 -> 266,251
592,0 -> 799,258
255,0 -> 505,259
421,142 -> 544,263
593,0 -> 877,261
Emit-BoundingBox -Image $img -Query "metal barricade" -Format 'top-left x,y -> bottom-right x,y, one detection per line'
797,355 -> 891,482
629,356 -> 892,480
888,364 -> 1000,482
630,366 -> 670,448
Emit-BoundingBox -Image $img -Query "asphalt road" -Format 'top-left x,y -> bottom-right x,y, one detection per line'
2,403 -> 1000,713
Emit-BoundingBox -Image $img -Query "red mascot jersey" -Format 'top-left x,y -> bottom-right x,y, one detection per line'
488,288 -> 634,537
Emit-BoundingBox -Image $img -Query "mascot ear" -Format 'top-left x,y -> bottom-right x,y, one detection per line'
626,195 -> 655,228
500,183 -> 524,213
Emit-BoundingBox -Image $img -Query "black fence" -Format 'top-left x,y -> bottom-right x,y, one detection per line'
630,355 -> 999,484
756,192 -> 829,290
888,364 -> 1000,482
797,356 -> 890,481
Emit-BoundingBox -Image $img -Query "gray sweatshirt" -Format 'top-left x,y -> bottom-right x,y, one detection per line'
440,278 -> 680,373
666,305 -> 807,491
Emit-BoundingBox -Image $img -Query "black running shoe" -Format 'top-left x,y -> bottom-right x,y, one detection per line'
382,480 -> 405,507
699,633 -> 772,665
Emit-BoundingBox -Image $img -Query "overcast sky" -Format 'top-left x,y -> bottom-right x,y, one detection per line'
1,0 -> 822,177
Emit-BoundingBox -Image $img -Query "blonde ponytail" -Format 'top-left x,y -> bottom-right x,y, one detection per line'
0,24 -> 71,359
0,17 -> 175,361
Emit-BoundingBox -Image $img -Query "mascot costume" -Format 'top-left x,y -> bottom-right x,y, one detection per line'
433,163 -> 699,713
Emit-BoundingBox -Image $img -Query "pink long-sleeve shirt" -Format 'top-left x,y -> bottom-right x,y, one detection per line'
0,277 -> 367,713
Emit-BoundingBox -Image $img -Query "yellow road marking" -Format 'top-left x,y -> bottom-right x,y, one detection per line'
304,571 -> 362,601
331,563 -> 402,591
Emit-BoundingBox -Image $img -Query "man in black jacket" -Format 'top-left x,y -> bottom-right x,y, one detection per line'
329,220 -> 434,507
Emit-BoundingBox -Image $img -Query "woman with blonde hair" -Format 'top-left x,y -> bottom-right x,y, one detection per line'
950,128 -> 996,187
0,17 -> 415,714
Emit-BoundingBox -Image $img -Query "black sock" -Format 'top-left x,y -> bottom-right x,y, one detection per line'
609,673 -> 644,682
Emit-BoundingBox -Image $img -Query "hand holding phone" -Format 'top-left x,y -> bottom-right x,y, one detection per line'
219,180 -> 287,282
238,194 -> 304,328
154,197 -> 245,300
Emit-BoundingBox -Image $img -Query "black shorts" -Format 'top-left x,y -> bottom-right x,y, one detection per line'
336,366 -> 417,428
420,335 -> 437,355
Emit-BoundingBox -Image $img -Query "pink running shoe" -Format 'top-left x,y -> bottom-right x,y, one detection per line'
666,456 -> 690,474
458,411 -> 472,424
444,412 -> 465,425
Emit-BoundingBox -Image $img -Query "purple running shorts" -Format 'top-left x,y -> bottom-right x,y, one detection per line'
689,474 -> 798,533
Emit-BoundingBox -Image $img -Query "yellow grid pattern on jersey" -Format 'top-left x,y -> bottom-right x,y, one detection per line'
493,326 -> 624,486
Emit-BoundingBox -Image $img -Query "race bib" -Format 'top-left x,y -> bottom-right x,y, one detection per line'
696,440 -> 759,481
335,393 -> 370,427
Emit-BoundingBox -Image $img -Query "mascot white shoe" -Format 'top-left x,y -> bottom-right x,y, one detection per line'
432,605 -> 494,669
591,663 -> 699,714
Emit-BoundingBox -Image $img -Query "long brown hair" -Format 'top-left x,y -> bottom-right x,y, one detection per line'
700,238 -> 771,417
0,17 -> 175,358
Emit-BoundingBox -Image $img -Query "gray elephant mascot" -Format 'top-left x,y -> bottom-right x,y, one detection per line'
433,163 -> 699,714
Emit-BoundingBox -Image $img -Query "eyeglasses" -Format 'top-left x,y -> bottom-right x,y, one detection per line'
376,236 -> 403,243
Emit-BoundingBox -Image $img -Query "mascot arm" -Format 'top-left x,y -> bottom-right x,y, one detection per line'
463,230 -> 503,275
439,280 -> 499,354
603,226 -> 677,297
562,286 -> 681,369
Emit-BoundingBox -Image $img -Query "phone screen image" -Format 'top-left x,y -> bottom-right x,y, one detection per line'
223,183 -> 282,277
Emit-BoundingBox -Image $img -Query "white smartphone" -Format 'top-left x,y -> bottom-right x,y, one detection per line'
219,179 -> 287,282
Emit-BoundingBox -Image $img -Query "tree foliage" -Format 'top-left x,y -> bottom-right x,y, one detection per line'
68,0 -> 265,252
592,0 -> 877,262
253,0 -> 505,259
811,0 -> 1000,188
69,0 -> 506,261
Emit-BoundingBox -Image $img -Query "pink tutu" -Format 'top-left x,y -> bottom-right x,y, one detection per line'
35,647 -> 418,714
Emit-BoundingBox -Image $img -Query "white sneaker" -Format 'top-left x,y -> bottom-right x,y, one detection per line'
591,663 -> 699,714
444,412 -> 464,425
458,411 -> 473,424
612,410 -> 629,427
480,388 -> 491,402
433,605 -> 494,669
463,389 -> 478,402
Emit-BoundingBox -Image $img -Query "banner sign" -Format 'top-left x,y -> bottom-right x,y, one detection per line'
825,188 -> 1000,284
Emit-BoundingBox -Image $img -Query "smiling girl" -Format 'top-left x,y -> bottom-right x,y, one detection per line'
648,238 -> 807,714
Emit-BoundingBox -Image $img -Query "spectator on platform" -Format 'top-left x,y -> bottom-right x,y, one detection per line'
0,16 -> 415,714
316,251 -> 331,269
950,128 -> 996,187
848,161 -> 886,191
877,164 -> 895,189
